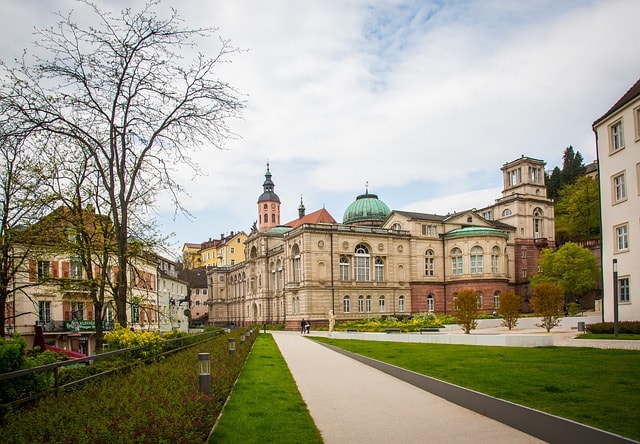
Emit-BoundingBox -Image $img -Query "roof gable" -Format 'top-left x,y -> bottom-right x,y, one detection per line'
285,208 -> 337,229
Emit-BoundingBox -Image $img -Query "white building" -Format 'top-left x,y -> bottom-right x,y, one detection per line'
593,78 -> 640,322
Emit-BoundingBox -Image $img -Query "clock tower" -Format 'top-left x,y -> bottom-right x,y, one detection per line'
257,162 -> 281,231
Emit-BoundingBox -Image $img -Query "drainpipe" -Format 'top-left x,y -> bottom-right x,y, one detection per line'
592,124 -> 605,323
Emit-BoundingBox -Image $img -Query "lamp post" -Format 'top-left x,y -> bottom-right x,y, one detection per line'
228,337 -> 236,356
613,259 -> 619,338
240,332 -> 245,345
198,353 -> 211,394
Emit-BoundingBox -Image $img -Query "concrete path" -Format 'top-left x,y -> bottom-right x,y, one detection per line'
272,331 -> 544,444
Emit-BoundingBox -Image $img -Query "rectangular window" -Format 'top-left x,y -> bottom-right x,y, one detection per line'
530,167 -> 540,183
294,256 -> 301,282
422,224 -> 427,235
521,249 -> 527,259
39,301 -> 51,323
343,297 -> 350,313
425,257 -> 434,276
452,256 -> 462,275
340,260 -> 349,281
374,260 -> 384,282
612,172 -> 627,203
365,296 -> 372,313
522,269 -> 527,278
615,224 -> 629,252
491,254 -> 499,273
358,297 -> 364,313
354,256 -> 369,281
610,120 -> 624,151
37,261 -> 50,280
399,297 -> 405,312
635,107 -> 640,140
71,301 -> 84,320
618,277 -> 630,302
470,255 -> 483,274
427,225 -> 437,236
379,297 -> 385,312
70,258 -> 83,279
230,247 -> 235,254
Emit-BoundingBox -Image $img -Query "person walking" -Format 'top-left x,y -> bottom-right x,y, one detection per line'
305,320 -> 310,334
301,318 -> 306,334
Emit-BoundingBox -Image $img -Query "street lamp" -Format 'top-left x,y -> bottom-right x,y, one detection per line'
228,338 -> 236,356
198,353 -> 211,394
613,259 -> 619,338
240,332 -> 245,345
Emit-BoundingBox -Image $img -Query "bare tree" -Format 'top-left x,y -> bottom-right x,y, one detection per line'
0,123 -> 53,336
1,1 -> 243,326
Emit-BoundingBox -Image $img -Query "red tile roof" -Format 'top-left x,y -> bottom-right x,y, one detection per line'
285,208 -> 337,229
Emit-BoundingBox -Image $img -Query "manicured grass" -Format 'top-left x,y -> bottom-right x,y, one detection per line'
312,338 -> 640,441
578,333 -> 640,340
210,334 -> 322,444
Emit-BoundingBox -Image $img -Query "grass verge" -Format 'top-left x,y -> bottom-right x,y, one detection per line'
312,338 -> 640,441
578,333 -> 640,340
209,334 -> 322,444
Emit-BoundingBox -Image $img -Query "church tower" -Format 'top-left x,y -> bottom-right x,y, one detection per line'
257,162 -> 281,231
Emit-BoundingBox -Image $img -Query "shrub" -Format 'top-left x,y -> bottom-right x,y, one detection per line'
455,289 -> 480,334
498,291 -> 521,330
586,321 -> 640,335
531,282 -> 564,332
566,302 -> 581,316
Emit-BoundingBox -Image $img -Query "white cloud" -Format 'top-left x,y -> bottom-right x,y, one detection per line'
2,0 -> 639,257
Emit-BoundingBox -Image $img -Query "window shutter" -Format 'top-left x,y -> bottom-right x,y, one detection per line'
52,261 -> 59,278
62,262 -> 70,278
29,260 -> 37,282
87,304 -> 94,320
63,301 -> 71,321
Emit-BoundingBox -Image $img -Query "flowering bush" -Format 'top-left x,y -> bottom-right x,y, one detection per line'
334,313 -> 456,332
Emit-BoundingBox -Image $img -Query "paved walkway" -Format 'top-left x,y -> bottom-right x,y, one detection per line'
272,331 -> 544,444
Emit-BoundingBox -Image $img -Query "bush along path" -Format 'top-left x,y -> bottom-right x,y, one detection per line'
0,329 -> 256,443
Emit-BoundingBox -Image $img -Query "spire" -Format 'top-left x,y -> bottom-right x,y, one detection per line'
298,195 -> 306,219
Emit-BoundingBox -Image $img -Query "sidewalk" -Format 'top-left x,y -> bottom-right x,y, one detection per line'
271,331 -> 544,444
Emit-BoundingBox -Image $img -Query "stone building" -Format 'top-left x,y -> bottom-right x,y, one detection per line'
208,156 -> 554,329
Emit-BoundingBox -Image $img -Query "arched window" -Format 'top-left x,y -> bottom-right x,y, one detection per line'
451,248 -> 463,275
398,295 -> 405,312
425,249 -> 435,276
354,244 -> 370,281
493,291 -> 500,309
365,295 -> 372,312
263,203 -> 268,209
391,222 -> 402,231
277,259 -> 283,289
358,295 -> 364,313
343,296 -> 351,313
427,295 -> 434,312
533,207 -> 543,239
379,295 -> 385,312
502,208 -> 512,217
477,292 -> 483,309
491,246 -> 500,273
271,213 -> 276,223
292,244 -> 301,283
339,256 -> 349,281
374,257 -> 385,282
250,246 -> 258,259
263,214 -> 268,223
271,262 -> 277,290
470,246 -> 483,273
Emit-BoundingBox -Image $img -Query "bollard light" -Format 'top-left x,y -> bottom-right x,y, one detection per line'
228,337 -> 236,356
198,353 -> 211,394
240,332 -> 245,345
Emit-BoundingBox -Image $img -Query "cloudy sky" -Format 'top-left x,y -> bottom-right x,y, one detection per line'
2,0 -> 640,258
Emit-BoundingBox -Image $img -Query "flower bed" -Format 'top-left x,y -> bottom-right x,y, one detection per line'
334,313 -> 457,332
0,329 -> 256,443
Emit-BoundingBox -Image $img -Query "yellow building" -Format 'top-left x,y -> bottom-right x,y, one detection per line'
182,232 -> 248,269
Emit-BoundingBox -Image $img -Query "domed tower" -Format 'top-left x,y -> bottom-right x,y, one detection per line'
342,186 -> 391,227
257,162 -> 281,232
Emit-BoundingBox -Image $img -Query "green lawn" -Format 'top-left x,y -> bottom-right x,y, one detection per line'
312,338 -> 640,441
209,334 -> 322,444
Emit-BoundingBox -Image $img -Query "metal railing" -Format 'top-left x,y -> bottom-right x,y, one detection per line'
0,330 -> 223,410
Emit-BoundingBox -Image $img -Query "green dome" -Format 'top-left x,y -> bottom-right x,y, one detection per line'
343,192 -> 391,225
444,226 -> 509,239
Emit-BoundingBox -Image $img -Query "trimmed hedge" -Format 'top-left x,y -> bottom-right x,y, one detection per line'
586,321 -> 640,334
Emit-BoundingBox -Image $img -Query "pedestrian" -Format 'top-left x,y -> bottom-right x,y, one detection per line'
305,320 -> 310,334
301,318 -> 306,334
